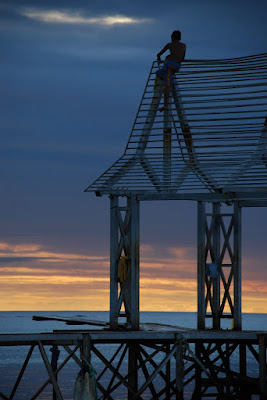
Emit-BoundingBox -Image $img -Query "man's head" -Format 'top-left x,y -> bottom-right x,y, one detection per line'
171,30 -> 181,41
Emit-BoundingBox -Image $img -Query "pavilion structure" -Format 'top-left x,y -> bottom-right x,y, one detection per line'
85,53 -> 267,333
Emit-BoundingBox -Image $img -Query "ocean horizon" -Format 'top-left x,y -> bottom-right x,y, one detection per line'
1,310 -> 267,334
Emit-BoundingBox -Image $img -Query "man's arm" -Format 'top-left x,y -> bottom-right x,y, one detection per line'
157,44 -> 169,61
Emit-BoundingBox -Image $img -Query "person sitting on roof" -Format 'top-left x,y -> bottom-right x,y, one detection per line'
156,30 -> 186,112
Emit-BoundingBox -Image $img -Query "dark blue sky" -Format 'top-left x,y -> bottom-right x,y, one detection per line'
1,0 -> 267,310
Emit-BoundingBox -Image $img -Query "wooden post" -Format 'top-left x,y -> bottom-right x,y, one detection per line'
176,339 -> 184,400
239,344 -> 249,399
166,343 -> 171,399
193,343 -> 202,400
130,195 -> 140,330
38,342 -> 63,400
233,202 -> 242,330
259,334 -> 267,400
109,195 -> 140,330
82,334 -> 90,364
198,201 -> 206,330
110,195 -> 119,330
212,202 -> 221,330
50,345 -> 60,400
128,343 -> 138,400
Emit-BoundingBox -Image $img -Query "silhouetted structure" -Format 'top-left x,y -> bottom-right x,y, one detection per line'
0,54 -> 266,399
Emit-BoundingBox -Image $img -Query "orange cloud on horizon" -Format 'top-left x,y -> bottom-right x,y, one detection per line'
0,241 -> 266,313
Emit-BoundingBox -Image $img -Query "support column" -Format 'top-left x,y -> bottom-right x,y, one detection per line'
259,334 -> 267,400
197,201 -> 242,330
128,343 -> 138,400
233,201 -> 242,330
50,345 -> 60,400
109,195 -> 140,330
176,339 -> 184,400
197,201 -> 206,330
130,195 -> 140,330
110,195 -> 119,330
212,203 -> 221,330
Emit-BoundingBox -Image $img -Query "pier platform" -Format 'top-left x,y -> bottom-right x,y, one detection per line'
0,326 -> 266,399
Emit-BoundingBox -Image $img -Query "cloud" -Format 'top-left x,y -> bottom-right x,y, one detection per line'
0,240 -> 266,312
21,8 -> 152,26
0,241 -> 110,281
0,241 -> 108,263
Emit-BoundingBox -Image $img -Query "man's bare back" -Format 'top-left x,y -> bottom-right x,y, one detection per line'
157,41 -> 186,64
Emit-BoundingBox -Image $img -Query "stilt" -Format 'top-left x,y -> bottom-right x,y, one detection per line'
197,201 -> 242,330
110,195 -> 140,330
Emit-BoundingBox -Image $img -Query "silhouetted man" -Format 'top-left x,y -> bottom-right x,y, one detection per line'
156,30 -> 186,111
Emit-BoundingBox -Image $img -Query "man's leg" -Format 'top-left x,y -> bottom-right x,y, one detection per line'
159,67 -> 171,111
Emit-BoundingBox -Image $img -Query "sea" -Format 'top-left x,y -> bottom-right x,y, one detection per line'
0,311 -> 266,399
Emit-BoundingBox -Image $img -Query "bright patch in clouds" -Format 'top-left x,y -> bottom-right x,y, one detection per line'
22,9 -> 152,26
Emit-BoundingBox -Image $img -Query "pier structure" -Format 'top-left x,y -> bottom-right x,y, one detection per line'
1,54 -> 267,399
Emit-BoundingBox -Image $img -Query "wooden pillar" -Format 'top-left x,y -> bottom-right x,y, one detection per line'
259,334 -> 267,400
212,203 -> 221,330
82,334 -> 91,364
176,339 -> 184,400
166,344 -> 171,399
129,195 -> 140,330
109,195 -> 140,330
50,345 -> 60,400
193,343 -> 202,400
197,201 -> 206,330
239,344 -> 250,399
233,201 -> 242,330
110,195 -> 119,330
198,201 -> 242,330
128,343 -> 138,400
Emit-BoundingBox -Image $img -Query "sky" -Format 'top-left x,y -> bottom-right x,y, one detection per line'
1,0 -> 267,314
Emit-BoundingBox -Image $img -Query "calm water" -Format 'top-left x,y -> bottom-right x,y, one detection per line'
0,311 -> 266,399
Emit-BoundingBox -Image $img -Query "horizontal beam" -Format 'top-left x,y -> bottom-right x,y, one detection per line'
238,200 -> 267,207
94,190 -> 267,204
0,330 -> 264,346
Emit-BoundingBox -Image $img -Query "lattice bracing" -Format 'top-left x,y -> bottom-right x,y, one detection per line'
1,333 -> 265,399
85,53 -> 267,198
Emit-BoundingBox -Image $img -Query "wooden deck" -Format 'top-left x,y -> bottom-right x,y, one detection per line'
0,326 -> 266,399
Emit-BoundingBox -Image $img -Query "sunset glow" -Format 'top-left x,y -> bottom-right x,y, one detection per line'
0,241 -> 266,312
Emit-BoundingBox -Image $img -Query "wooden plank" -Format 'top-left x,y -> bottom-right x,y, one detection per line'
140,322 -> 193,332
33,315 -> 108,327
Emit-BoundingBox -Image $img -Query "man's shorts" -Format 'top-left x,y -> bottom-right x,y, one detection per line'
156,60 -> 180,86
